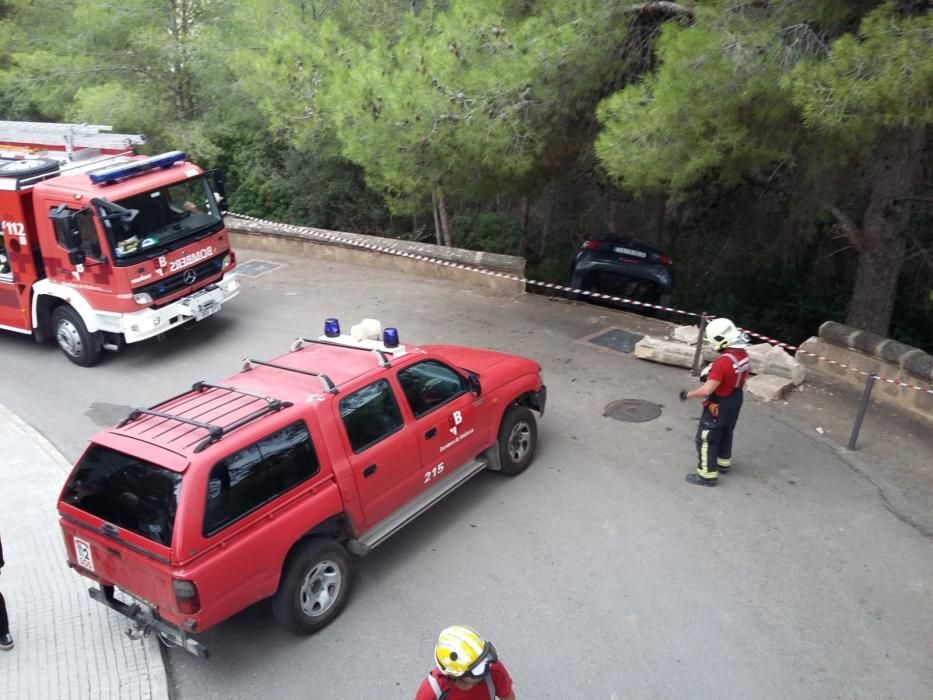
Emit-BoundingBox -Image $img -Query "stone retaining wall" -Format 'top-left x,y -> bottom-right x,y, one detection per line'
226,216 -> 526,295
797,321 -> 933,424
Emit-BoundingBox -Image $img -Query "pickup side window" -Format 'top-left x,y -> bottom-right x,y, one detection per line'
203,420 -> 320,537
397,360 -> 467,418
339,379 -> 404,453
61,445 -> 181,547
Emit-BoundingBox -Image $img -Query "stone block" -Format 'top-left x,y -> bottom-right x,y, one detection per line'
902,350 -> 933,383
672,324 -> 700,345
745,343 -> 807,385
746,374 -> 794,401
634,336 -> 716,368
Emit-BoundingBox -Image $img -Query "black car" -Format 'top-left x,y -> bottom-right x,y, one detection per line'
568,236 -> 674,316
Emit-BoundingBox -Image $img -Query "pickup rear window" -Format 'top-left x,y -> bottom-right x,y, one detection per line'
61,445 -> 181,547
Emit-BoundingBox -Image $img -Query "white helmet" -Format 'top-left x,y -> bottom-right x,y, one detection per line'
705,317 -> 748,351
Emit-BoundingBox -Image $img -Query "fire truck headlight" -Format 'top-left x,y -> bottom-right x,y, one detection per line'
133,292 -> 153,305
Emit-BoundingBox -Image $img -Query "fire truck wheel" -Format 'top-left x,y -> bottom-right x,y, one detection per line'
497,404 -> 538,476
272,539 -> 351,636
52,305 -> 102,367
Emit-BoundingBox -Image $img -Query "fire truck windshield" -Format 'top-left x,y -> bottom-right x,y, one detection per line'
100,175 -> 222,266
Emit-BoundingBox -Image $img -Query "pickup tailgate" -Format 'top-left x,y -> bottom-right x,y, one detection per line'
59,513 -> 176,611
58,438 -> 187,614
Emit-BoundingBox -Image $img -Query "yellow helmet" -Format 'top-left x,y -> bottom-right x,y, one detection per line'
434,625 -> 497,678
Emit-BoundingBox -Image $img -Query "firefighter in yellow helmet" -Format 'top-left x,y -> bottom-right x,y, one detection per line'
414,625 -> 516,699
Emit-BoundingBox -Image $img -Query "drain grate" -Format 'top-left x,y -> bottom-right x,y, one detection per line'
588,328 -> 644,354
604,399 -> 662,423
237,259 -> 285,277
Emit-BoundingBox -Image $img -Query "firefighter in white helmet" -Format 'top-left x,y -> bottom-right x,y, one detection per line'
415,625 -> 516,700
680,318 -> 751,486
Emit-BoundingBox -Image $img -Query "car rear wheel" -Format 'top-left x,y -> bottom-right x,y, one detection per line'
497,405 -> 538,476
52,305 -> 102,367
272,539 -> 351,635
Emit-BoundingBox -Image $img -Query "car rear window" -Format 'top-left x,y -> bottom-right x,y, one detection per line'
61,444 -> 181,547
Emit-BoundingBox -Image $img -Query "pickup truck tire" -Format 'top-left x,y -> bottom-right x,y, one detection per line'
272,539 -> 351,635
497,405 -> 537,476
52,305 -> 102,367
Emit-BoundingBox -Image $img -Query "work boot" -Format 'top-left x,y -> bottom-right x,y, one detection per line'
685,473 -> 717,487
0,633 -> 13,651
717,465 -> 731,474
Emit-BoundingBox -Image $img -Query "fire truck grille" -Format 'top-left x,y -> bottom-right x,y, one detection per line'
136,254 -> 225,302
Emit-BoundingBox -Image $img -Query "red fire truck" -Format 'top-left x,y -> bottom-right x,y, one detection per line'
0,121 -> 239,366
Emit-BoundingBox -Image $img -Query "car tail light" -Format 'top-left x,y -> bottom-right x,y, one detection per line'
173,579 -> 201,614
581,240 -> 599,250
660,255 -> 673,266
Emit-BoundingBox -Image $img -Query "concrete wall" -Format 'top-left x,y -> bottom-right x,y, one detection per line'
797,321 -> 933,424
226,216 -> 526,296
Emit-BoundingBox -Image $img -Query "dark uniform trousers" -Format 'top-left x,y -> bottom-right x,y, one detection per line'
695,388 -> 743,480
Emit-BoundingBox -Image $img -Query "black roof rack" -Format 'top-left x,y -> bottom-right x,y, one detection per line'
240,358 -> 337,393
290,336 -> 391,368
118,381 -> 292,452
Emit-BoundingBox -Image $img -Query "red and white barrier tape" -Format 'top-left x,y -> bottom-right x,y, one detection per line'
228,212 -> 933,395
736,328 -> 933,395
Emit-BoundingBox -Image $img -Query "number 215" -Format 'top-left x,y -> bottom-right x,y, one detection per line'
423,462 -> 445,484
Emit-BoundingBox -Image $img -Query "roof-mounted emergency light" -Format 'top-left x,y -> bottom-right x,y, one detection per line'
324,318 -> 341,338
88,150 -> 186,185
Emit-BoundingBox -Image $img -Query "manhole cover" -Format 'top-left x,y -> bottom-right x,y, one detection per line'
588,328 -> 644,353
237,259 -> 285,277
604,399 -> 662,423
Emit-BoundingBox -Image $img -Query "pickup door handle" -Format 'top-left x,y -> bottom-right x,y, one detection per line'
425,427 -> 437,439
363,464 -> 378,477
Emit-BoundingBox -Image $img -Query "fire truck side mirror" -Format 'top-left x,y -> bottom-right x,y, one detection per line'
49,204 -> 83,254
49,205 -> 87,265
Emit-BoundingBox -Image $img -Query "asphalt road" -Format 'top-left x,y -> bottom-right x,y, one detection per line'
2,246 -> 931,700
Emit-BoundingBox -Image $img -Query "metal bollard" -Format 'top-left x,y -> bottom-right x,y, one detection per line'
847,372 -> 877,451
691,313 -> 708,377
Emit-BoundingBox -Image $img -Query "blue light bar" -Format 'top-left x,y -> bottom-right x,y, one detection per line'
383,327 -> 399,348
324,318 -> 341,338
89,151 -> 187,185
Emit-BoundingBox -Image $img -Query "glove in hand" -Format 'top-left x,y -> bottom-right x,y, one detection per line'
679,390 -> 688,402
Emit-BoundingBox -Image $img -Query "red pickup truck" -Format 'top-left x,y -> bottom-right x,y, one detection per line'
57,319 -> 546,658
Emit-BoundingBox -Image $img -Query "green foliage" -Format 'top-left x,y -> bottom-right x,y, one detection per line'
455,212 -> 523,255
785,2 -> 933,142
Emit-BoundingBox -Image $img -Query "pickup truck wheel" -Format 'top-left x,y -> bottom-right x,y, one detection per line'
52,305 -> 102,367
497,405 -> 537,476
272,540 -> 351,635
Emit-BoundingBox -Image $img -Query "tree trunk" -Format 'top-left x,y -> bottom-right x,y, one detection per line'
430,190 -> 442,245
520,196 -> 531,261
435,185 -> 453,247
655,192 -> 667,250
845,126 -> 926,335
